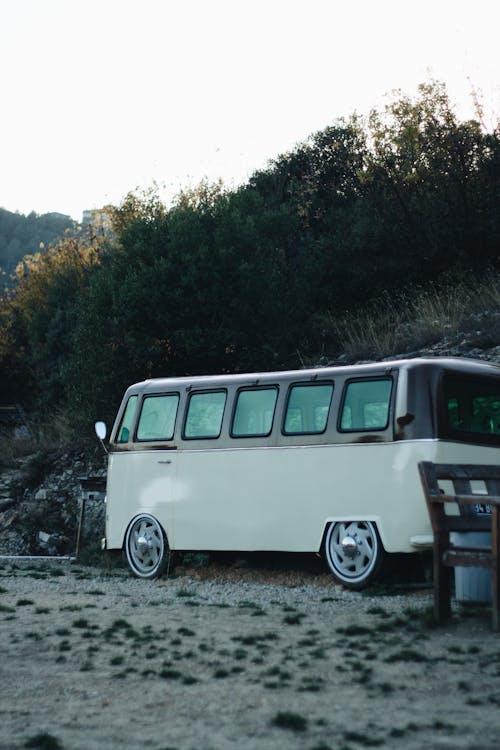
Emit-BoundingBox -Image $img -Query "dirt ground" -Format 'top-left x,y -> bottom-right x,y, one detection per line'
0,558 -> 499,750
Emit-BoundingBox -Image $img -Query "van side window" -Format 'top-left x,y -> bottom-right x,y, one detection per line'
136,393 -> 179,441
444,375 -> 500,435
116,395 -> 138,443
283,383 -> 333,435
232,387 -> 278,437
184,390 -> 226,439
340,378 -> 392,431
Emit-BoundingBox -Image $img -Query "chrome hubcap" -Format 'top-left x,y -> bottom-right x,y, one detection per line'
137,535 -> 152,554
341,535 -> 358,558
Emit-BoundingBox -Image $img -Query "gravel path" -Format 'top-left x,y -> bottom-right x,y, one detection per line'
1,559 -> 499,750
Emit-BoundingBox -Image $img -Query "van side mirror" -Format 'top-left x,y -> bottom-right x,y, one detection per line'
95,421 -> 107,440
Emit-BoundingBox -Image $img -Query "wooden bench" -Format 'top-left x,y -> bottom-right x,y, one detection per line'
418,461 -> 500,631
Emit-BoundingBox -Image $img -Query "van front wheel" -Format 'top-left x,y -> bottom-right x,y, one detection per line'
124,514 -> 170,579
324,520 -> 383,590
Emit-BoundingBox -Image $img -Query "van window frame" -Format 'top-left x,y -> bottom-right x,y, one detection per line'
282,381 -> 334,436
182,388 -> 227,441
338,376 -> 393,433
230,385 -> 279,439
116,394 -> 138,444
135,392 -> 180,443
440,371 -> 500,446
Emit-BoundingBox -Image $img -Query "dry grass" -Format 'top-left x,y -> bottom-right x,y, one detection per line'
327,272 -> 500,361
0,408 -> 89,469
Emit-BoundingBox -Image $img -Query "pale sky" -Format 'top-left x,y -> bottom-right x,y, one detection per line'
0,0 -> 498,222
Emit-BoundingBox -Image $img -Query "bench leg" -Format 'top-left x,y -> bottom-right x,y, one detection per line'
434,533 -> 452,623
492,509 -> 500,632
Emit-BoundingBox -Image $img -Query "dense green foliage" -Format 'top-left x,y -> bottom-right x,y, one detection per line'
0,209 -> 75,286
1,82 -> 499,431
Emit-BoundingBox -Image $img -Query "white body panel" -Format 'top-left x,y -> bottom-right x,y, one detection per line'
105,439 -> 500,554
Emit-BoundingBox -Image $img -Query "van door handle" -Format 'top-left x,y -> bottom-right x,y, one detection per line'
158,460 -> 172,465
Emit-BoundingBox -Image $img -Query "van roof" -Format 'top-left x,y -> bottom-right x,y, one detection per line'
125,357 -> 500,395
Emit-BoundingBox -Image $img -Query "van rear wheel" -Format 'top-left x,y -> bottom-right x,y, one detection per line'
324,520 -> 383,590
124,514 -> 170,579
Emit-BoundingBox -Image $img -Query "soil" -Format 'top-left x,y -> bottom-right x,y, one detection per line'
0,557 -> 499,750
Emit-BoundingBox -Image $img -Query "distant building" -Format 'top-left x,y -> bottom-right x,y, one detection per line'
81,208 -> 113,233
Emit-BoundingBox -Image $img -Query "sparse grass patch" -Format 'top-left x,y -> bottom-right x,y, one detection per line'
297,637 -> 316,647
389,727 -> 406,738
238,600 -> 261,609
343,730 -> 383,746
432,720 -> 454,731
377,681 -> 395,694
160,668 -> 182,680
298,676 -> 323,692
25,631 -> 42,640
402,605 -> 437,629
72,618 -> 90,629
48,568 -> 65,578
176,587 -> 197,598
103,618 -> 138,640
385,648 -> 429,663
336,624 -> 372,636
465,697 -> 484,706
366,605 -> 388,616
24,732 -> 63,750
233,648 -> 248,660
232,632 -> 279,646
271,711 -> 308,732
177,626 -> 195,637
283,613 -> 306,625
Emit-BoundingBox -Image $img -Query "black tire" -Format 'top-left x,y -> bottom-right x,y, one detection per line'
324,520 -> 384,590
124,514 -> 170,579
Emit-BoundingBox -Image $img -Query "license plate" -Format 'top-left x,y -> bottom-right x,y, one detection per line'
473,502 -> 492,514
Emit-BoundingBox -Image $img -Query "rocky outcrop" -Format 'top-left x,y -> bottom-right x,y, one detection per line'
0,451 -> 106,557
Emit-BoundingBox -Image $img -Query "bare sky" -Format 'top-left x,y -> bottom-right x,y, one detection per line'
0,0 -> 498,221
